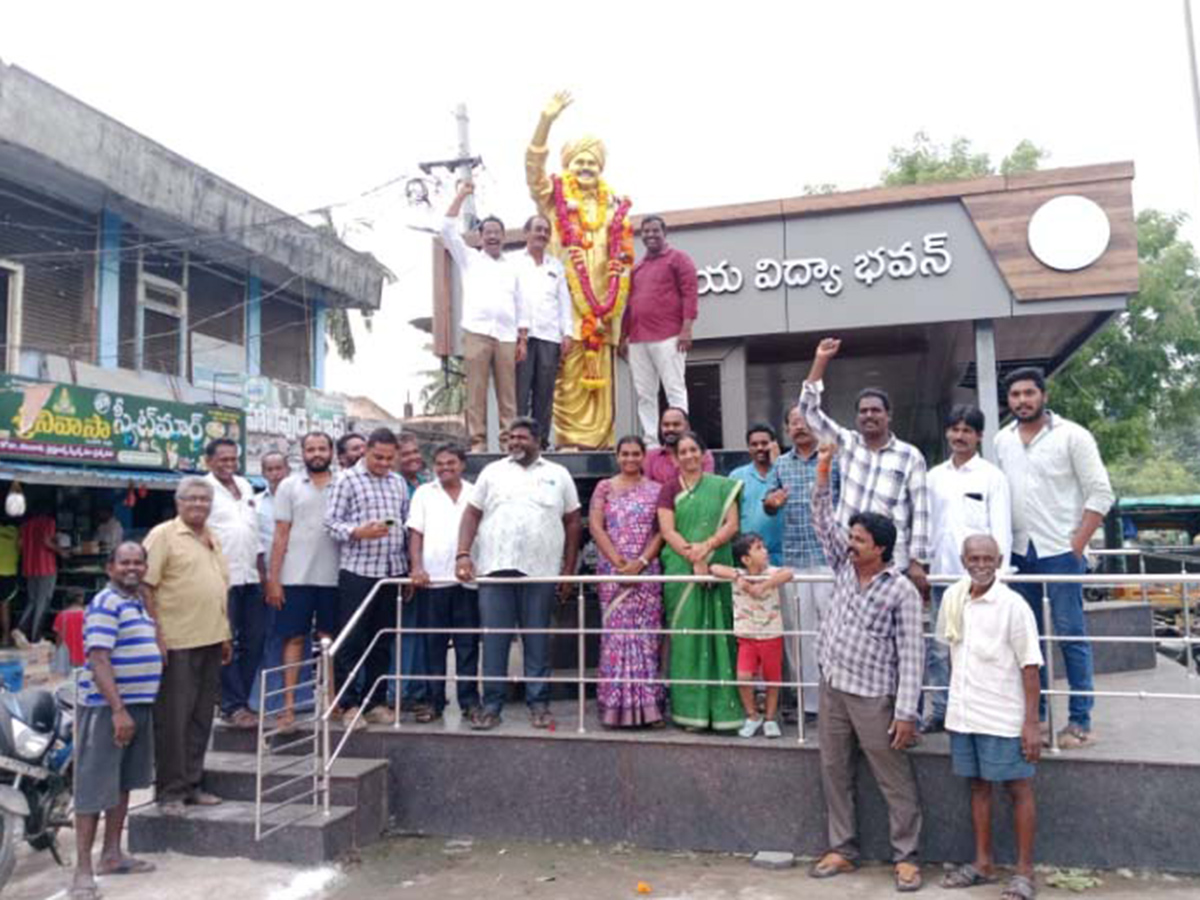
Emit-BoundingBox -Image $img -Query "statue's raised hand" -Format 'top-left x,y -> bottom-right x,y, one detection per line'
544,90 -> 573,121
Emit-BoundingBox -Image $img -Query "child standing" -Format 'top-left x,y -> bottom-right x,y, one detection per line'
713,532 -> 793,738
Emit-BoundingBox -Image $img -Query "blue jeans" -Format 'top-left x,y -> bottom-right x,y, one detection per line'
220,583 -> 267,716
1010,546 -> 1094,731
922,585 -> 950,725
479,575 -> 556,715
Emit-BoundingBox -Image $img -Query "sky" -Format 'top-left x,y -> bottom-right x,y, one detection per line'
5,1 -> 1200,417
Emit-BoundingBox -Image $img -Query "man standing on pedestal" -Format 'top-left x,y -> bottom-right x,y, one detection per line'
442,182 -> 525,453
620,216 -> 698,446
515,214 -> 573,449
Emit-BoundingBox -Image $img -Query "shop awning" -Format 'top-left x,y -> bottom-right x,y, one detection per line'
0,462 -> 185,490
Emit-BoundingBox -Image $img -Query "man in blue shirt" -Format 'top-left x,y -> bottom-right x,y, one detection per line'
729,424 -> 784,565
73,541 -> 163,895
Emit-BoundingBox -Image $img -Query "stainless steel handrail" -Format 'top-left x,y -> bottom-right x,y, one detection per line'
312,569 -> 1200,815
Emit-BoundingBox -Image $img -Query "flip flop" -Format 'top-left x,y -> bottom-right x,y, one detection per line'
69,884 -> 102,900
99,856 -> 157,875
941,862 -> 996,888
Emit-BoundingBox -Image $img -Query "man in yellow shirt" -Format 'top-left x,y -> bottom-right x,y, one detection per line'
143,476 -> 232,814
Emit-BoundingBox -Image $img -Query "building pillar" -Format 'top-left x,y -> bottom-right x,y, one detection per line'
97,209 -> 122,368
973,318 -> 1000,461
311,297 -> 327,389
246,274 -> 262,377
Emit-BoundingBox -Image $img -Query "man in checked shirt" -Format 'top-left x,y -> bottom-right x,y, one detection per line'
800,337 -> 931,597
808,442 -> 925,893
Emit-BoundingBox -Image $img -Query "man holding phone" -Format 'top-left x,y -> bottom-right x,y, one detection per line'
324,428 -> 410,728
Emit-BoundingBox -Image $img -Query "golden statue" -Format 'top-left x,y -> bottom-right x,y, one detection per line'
527,90 -> 634,449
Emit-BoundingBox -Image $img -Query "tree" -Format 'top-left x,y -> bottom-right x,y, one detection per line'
418,350 -> 466,415
881,132 -> 1045,187
1050,210 -> 1200,463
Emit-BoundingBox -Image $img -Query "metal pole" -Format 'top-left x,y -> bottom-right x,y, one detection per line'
577,581 -> 587,734
794,585 -> 806,745
321,637 -> 333,816
973,319 -> 1001,462
1041,588 -> 1060,754
1139,553 -> 1148,605
255,666 -> 267,840
1182,560 -> 1196,678
312,654 -> 321,808
454,103 -> 477,228
394,592 -> 404,728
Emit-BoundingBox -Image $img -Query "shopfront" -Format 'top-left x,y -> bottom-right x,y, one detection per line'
0,375 -> 244,638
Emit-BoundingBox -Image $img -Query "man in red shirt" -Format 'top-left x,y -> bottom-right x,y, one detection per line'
620,216 -> 699,446
16,508 -> 66,644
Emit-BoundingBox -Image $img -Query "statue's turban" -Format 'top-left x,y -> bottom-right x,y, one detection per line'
561,136 -> 607,171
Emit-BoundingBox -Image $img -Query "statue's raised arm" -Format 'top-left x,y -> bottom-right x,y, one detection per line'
527,91 -> 573,212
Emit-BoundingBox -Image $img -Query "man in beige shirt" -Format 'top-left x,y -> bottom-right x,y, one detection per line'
144,476 -> 232,813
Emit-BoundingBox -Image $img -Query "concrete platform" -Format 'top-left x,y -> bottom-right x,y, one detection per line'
128,800 -> 357,864
215,662 -> 1200,872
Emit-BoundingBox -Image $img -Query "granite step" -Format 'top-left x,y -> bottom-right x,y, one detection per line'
128,799 -> 356,864
201,750 -> 387,846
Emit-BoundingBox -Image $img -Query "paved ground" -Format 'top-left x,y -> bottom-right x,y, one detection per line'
8,833 -> 1200,900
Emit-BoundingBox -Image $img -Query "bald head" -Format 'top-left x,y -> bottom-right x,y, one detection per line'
961,534 -> 1002,590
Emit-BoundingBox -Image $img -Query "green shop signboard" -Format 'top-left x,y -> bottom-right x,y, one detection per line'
0,376 -> 244,471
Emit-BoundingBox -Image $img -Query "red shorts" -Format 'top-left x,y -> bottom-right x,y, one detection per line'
736,636 -> 784,684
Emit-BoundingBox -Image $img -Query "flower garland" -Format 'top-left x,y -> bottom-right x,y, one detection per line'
552,173 -> 633,390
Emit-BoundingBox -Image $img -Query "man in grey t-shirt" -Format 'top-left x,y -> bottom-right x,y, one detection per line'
266,432 -> 341,731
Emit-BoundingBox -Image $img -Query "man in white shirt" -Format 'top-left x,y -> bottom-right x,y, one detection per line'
455,417 -> 582,731
408,444 -> 479,723
515,214 -> 572,449
936,535 -> 1042,900
94,506 -> 124,554
995,367 -> 1114,749
442,181 -> 525,453
922,405 -> 1011,733
204,438 -> 266,729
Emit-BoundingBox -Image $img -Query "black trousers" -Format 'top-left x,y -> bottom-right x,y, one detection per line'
154,643 -> 222,803
414,585 -> 481,713
515,336 -> 561,446
334,570 -> 397,712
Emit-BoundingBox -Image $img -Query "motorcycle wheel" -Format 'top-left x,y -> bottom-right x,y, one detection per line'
0,808 -> 21,890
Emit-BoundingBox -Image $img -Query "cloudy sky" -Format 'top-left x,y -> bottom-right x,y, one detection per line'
5,1 -> 1199,416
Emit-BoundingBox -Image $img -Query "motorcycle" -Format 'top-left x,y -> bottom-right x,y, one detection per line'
0,681 -> 74,889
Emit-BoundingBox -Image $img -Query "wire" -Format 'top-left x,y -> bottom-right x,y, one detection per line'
0,166 -> 422,264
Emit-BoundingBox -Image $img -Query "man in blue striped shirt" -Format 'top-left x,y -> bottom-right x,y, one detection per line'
73,541 -> 163,896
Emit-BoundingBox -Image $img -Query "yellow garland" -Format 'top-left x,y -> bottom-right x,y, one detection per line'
563,173 -> 610,233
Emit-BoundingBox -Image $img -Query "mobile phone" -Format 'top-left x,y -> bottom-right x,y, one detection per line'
384,517 -> 397,527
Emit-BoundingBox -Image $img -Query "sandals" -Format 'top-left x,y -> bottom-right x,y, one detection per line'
1001,874 -> 1037,899
808,851 -> 857,878
530,709 -> 555,729
413,705 -> 442,724
98,856 -> 156,875
895,860 -> 923,892
470,709 -> 501,731
941,862 -> 996,888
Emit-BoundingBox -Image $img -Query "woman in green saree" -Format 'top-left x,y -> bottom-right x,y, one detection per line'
656,432 -> 743,731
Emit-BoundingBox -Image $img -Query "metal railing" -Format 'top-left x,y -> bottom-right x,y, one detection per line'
253,653 -> 326,840
244,569 -> 1200,828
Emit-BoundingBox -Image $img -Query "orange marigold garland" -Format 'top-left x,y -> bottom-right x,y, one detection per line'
552,173 -> 633,390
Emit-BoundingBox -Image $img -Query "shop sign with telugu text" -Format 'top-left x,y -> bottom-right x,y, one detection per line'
0,375 -> 244,471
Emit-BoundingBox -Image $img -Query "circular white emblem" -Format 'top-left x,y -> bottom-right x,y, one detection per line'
1027,195 -> 1111,272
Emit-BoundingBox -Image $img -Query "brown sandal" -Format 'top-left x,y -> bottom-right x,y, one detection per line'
808,851 -> 857,878
895,861 -> 923,892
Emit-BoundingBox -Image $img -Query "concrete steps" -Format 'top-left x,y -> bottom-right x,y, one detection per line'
127,723 -> 389,864
128,799 -> 356,864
